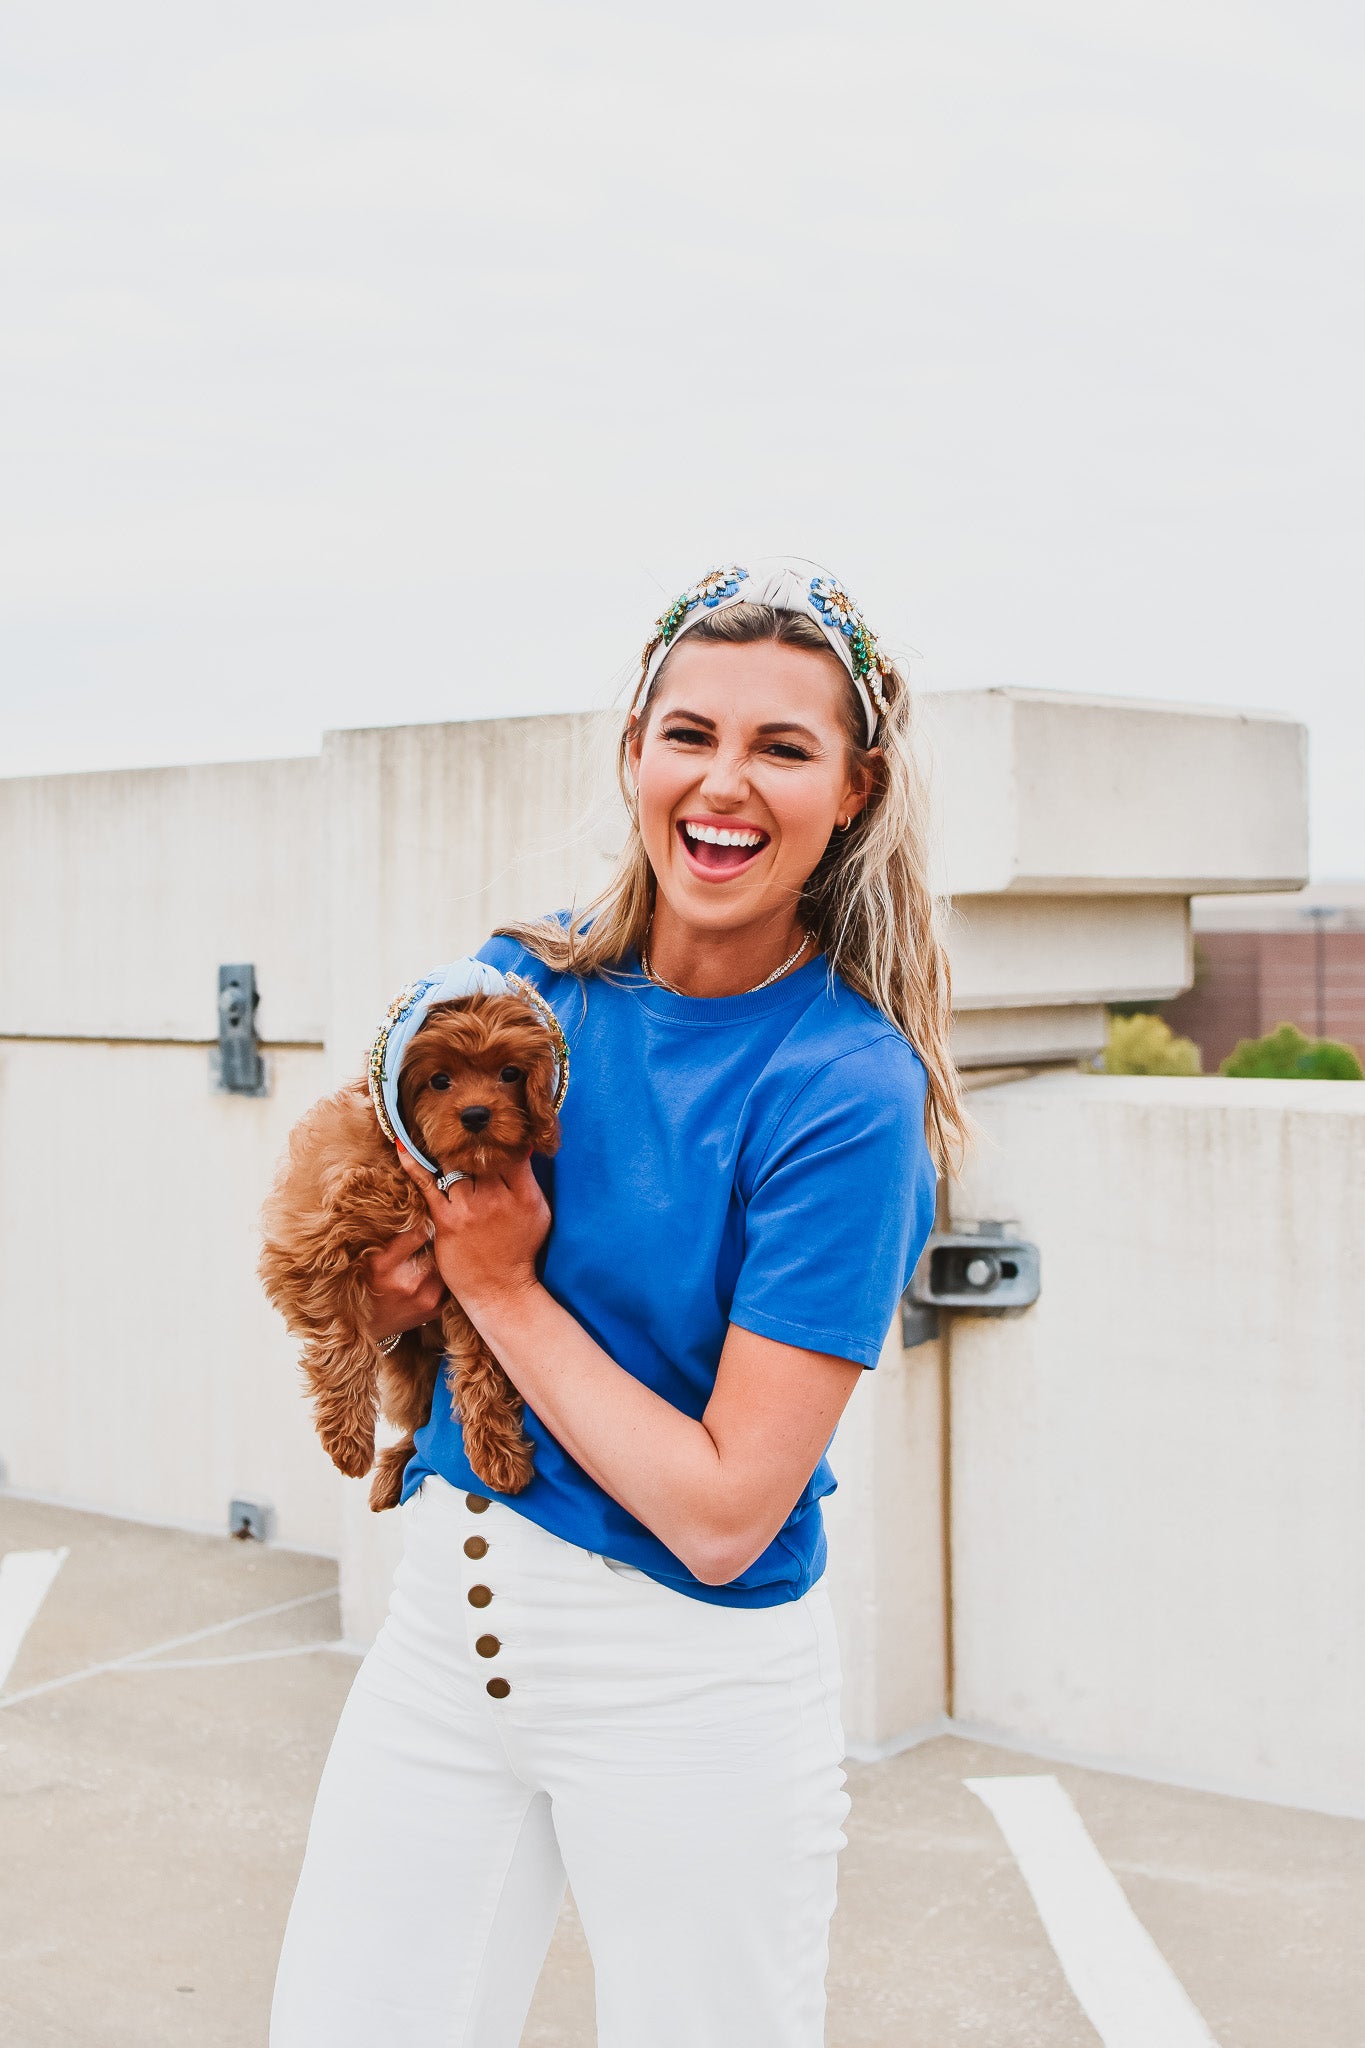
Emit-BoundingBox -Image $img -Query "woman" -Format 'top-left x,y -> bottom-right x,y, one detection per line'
271,558 -> 966,2048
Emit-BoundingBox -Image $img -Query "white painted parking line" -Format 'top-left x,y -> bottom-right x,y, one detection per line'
0,1587 -> 337,1709
965,1774 -> 1221,2048
0,1548 -> 69,1691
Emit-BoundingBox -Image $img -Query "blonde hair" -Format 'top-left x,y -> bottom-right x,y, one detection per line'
500,603 -> 968,1170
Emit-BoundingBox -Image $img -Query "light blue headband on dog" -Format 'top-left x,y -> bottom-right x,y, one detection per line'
367,957 -> 569,1185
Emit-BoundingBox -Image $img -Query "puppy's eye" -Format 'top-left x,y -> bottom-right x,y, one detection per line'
499,1065 -> 524,1084
428,1073 -> 452,1092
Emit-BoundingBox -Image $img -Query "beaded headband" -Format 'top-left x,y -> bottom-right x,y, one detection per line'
368,959 -> 569,1177
633,556 -> 893,744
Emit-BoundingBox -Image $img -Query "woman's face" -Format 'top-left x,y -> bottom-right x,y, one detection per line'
627,638 -> 874,942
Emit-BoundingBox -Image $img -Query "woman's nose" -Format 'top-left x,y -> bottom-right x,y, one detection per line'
460,1105 -> 492,1132
698,746 -> 749,803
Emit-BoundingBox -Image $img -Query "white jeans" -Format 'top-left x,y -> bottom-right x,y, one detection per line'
271,1475 -> 849,2048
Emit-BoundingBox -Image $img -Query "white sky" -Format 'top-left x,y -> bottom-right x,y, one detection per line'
2,1 -> 1362,872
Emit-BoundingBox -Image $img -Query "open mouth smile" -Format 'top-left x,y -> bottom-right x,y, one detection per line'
677,818 -> 770,878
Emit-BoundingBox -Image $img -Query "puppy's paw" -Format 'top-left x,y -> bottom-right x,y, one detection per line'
321,1427 -> 375,1479
368,1445 -> 409,1513
471,1436 -> 536,1497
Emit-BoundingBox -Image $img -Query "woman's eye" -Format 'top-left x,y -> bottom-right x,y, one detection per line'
767,743 -> 812,761
499,1065 -> 524,1084
661,726 -> 709,746
428,1073 -> 452,1092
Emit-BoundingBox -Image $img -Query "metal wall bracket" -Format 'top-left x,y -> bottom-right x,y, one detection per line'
210,963 -> 269,1096
900,1297 -> 941,1348
228,1498 -> 273,1541
904,1221 -> 1041,1325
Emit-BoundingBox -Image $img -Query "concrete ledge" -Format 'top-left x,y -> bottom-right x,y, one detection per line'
924,689 -> 1308,897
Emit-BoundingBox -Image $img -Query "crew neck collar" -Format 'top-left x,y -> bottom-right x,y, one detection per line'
621,948 -> 827,1025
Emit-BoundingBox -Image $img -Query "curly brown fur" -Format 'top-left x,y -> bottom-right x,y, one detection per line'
258,994 -> 561,1509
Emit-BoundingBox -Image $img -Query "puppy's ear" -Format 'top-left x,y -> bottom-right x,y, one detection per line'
523,1052 -> 561,1156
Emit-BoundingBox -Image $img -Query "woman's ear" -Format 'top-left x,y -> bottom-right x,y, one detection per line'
842,746 -> 883,824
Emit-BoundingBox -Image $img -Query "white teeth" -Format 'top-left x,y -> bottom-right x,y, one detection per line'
684,823 -> 763,848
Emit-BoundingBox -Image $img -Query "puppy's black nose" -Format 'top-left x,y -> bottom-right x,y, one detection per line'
460,1105 -> 492,1133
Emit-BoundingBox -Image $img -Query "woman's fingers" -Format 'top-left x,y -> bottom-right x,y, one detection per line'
381,1221 -> 434,1260
396,1143 -> 470,1216
362,1188 -> 446,1332
396,1144 -> 437,1197
365,1225 -> 432,1286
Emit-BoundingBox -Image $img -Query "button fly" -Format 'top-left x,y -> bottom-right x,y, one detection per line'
475,1634 -> 501,1659
467,1585 -> 492,1609
463,1536 -> 488,1560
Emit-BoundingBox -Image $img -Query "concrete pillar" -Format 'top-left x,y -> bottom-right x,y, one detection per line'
824,1327 -> 949,1755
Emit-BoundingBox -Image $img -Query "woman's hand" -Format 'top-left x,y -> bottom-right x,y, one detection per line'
397,1148 -> 550,1321
362,1223 -> 446,1340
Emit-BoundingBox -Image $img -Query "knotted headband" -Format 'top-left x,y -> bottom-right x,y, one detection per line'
633,555 -> 893,745
368,957 -> 570,1174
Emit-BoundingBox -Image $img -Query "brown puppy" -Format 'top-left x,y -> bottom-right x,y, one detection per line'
259,994 -> 560,1511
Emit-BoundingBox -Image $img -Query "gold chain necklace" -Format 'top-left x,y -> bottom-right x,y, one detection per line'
639,929 -> 811,998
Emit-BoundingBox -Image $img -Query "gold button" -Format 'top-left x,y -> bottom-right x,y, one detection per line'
475,1633 -> 500,1658
486,1678 -> 510,1700
463,1536 -> 488,1560
465,1494 -> 490,1515
468,1585 -> 492,1609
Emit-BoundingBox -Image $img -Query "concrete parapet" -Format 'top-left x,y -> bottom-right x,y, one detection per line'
948,1073 -> 1365,1814
0,1038 -> 337,1551
0,758 -> 324,1045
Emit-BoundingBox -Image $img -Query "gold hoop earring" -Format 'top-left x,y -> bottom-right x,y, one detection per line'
836,816 -> 852,831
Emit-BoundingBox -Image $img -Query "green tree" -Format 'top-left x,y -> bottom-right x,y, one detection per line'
1221,1023 -> 1363,1080
1099,1013 -> 1202,1075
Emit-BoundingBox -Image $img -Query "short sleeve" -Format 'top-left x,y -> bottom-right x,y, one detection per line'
728,1036 -> 937,1368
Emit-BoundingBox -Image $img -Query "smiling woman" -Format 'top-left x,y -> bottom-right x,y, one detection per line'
628,632 -> 876,995
271,558 -> 962,2048
499,563 -> 965,1162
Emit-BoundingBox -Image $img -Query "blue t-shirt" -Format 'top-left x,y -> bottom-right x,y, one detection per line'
401,936 -> 937,1607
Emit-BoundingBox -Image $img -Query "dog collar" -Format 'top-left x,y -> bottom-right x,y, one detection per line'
367,958 -> 569,1175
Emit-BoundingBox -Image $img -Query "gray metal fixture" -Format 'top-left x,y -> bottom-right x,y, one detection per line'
900,1297 -> 941,1348
228,1498 -> 273,1541
905,1221 -> 1041,1322
211,964 -> 268,1096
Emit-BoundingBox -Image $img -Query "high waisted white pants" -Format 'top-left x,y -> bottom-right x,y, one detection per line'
270,1475 -> 850,2048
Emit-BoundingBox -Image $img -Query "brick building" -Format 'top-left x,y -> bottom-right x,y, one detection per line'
1159,883 -> 1365,1071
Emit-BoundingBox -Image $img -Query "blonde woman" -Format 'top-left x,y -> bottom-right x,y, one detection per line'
271,559 -> 966,2048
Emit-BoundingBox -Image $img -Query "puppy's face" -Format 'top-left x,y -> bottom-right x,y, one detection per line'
395,994 -> 561,1178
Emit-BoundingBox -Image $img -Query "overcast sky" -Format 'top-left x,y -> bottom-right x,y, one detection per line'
2,2 -> 1361,872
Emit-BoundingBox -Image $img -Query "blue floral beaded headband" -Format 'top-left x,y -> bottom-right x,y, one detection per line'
634,556 -> 893,743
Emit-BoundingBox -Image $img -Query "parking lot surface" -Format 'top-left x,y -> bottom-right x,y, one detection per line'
2,1498 -> 1361,2047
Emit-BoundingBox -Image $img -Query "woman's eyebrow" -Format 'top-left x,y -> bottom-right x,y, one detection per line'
661,709 -> 822,744
754,720 -> 821,743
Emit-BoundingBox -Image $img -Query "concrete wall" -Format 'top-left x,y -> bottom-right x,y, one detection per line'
949,1073 -> 1365,1816
0,758 -> 324,1044
0,1038 -> 337,1550
823,1326 -> 949,1753
2,689 -> 1333,1805
320,714 -> 623,1637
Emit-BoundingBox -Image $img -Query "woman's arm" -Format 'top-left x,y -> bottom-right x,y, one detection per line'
374,1150 -> 862,1585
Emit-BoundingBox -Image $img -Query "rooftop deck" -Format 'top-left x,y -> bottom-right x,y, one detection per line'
2,1497 -> 1360,2047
